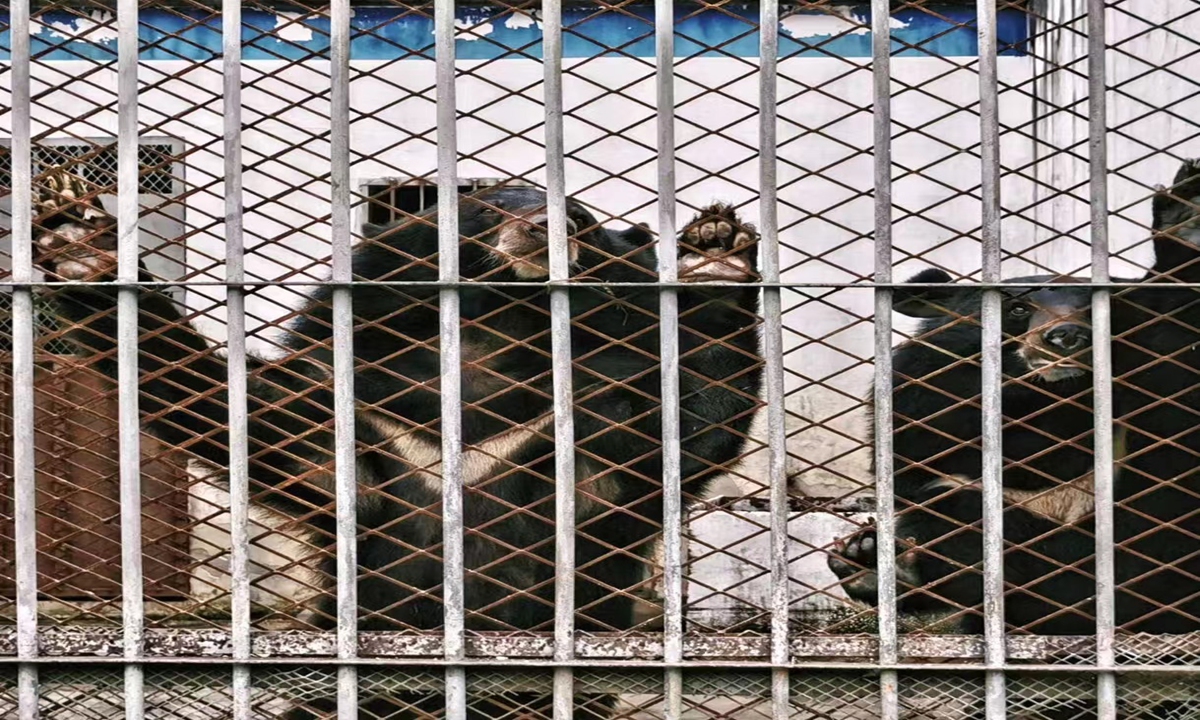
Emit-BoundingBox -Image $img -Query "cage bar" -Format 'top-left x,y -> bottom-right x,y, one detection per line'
222,1 -> 251,717
870,1 -> 899,718
1088,0 -> 1116,717
542,1 -> 577,718
976,0 -> 1007,718
655,0 -> 683,717
117,0 -> 146,715
979,0 -> 1008,715
9,278 -> 1187,291
10,1 -> 38,718
434,0 -> 466,717
329,0 -> 359,716
757,0 -> 789,717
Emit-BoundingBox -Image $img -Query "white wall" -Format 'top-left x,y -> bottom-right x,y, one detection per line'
0,54 -> 1035,494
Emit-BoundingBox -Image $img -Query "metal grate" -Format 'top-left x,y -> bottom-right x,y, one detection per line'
5,666 -> 1198,719
0,142 -> 178,196
0,1 -> 1199,719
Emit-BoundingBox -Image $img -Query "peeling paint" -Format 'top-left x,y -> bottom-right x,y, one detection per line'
6,6 -> 1028,61
274,12 -> 314,43
39,10 -> 118,44
454,15 -> 495,41
780,6 -> 909,40
505,10 -> 539,31
504,10 -> 542,30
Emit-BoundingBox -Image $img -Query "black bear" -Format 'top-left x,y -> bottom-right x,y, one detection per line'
30,170 -> 764,718
828,158 -> 1200,640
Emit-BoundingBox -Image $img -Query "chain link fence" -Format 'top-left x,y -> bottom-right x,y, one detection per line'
1,0 -> 1199,717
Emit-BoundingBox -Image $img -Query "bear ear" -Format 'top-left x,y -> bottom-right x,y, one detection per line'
619,223 -> 655,245
893,268 -> 958,318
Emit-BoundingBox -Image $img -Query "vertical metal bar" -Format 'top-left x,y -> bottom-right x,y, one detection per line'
655,0 -> 683,717
870,2 -> 899,719
977,1 -> 1006,717
434,0 -> 466,716
543,2 -> 577,718
10,1 -> 38,717
1087,1 -> 1115,717
117,0 -> 145,715
223,1 -> 251,717
758,1 -> 789,716
330,0 -> 358,717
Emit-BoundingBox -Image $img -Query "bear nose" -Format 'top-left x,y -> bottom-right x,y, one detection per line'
1043,323 -> 1089,351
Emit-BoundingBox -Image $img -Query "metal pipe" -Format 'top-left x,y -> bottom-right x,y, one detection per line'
10,1 -> 38,717
223,2 -> 251,717
435,0 -> 466,717
1087,1 -> 1116,717
330,0 -> 358,716
117,0 -> 146,715
543,2 -> 577,718
758,0 -> 790,716
976,1 -> 1007,717
871,2 -> 899,718
17,279 -> 1200,291
655,0 -> 683,716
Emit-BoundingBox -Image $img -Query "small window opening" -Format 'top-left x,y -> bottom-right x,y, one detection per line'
0,139 -> 187,351
363,177 -> 533,226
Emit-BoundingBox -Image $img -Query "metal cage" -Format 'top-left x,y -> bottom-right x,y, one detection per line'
2,0 -> 1199,718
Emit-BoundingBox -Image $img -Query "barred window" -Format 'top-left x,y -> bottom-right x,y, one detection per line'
0,141 -> 179,196
0,138 -> 186,303
363,178 -> 534,226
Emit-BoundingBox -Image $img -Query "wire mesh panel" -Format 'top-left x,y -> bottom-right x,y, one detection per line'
1,0 -> 1200,719
6,666 -> 1196,719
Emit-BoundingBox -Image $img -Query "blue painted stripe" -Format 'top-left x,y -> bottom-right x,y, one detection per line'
0,4 -> 1027,62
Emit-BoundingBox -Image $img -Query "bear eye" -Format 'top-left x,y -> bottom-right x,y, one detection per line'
1007,303 -> 1032,319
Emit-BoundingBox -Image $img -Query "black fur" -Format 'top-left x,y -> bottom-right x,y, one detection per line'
829,159 -> 1200,639
33,185 -> 763,718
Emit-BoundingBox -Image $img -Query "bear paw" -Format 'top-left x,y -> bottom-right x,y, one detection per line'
677,203 -> 759,283
827,522 -> 922,606
32,167 -> 118,282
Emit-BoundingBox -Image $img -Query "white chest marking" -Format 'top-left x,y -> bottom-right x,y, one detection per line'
365,410 -> 557,491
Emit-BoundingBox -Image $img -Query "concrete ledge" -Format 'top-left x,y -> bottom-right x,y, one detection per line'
2,626 -> 1198,665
